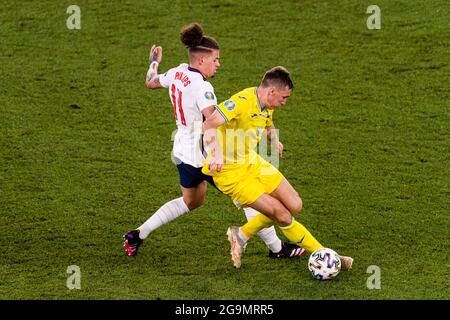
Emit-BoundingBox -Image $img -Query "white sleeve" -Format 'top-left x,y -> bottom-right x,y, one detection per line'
195,81 -> 217,112
158,68 -> 174,88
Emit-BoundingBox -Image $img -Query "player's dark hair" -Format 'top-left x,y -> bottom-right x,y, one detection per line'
180,23 -> 219,54
261,66 -> 294,90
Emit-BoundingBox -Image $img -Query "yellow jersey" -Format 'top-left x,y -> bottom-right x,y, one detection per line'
213,87 -> 274,165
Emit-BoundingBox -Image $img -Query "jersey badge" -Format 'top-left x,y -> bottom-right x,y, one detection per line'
204,91 -> 215,100
224,100 -> 236,111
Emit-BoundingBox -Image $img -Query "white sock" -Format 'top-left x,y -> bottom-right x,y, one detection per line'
238,228 -> 249,244
137,197 -> 189,239
243,207 -> 282,253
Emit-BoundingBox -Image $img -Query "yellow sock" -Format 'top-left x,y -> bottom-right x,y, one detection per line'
241,213 -> 274,238
280,219 -> 324,253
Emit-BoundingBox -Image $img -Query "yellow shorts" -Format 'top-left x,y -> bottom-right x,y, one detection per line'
202,155 -> 283,207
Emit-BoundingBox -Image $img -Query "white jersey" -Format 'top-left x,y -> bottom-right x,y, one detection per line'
159,63 -> 217,167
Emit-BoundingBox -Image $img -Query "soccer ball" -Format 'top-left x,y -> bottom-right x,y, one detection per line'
308,248 -> 341,280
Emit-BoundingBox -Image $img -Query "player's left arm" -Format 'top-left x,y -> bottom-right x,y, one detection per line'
266,124 -> 283,158
146,45 -> 163,89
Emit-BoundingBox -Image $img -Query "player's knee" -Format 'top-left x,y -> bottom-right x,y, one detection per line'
183,196 -> 204,210
278,211 -> 293,225
273,206 -> 292,225
291,196 -> 303,216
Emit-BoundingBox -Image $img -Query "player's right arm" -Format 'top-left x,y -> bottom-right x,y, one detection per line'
203,109 -> 226,173
146,45 -> 163,89
196,82 -> 218,119
266,124 -> 283,158
201,106 -> 216,119
203,96 -> 243,172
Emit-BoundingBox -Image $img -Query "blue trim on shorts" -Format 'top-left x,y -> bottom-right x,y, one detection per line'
176,160 -> 217,189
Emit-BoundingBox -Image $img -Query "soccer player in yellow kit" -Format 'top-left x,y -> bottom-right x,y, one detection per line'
202,66 -> 353,270
123,23 -> 304,260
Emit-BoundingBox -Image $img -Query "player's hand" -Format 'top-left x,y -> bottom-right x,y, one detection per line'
277,141 -> 283,158
208,153 -> 223,173
149,45 -> 162,64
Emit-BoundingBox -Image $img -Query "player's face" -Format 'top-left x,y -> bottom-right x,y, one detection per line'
202,49 -> 220,78
266,86 -> 292,109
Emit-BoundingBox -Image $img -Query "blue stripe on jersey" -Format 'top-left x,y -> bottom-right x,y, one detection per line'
215,105 -> 228,122
200,134 -> 207,158
200,114 -> 207,157
254,87 -> 264,112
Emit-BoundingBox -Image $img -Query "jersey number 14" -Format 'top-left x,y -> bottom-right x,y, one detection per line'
170,84 -> 186,126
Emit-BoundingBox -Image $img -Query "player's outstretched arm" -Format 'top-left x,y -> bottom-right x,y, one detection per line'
203,109 -> 226,173
146,45 -> 163,89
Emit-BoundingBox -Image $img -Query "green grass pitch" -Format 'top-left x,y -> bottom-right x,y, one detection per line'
1,0 -> 449,299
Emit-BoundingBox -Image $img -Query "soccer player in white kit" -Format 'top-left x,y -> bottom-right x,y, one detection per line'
123,23 -> 304,260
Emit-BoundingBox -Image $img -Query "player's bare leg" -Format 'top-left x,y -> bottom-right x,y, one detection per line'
226,194 -> 292,268
123,182 -> 207,256
136,181 -> 207,238
228,179 -> 351,267
243,207 -> 304,259
270,178 -> 353,270
268,177 -> 302,214
180,181 -> 207,210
